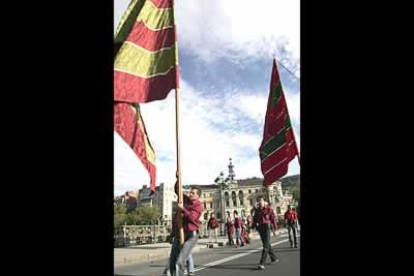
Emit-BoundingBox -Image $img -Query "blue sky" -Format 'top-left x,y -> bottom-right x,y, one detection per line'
114,0 -> 300,195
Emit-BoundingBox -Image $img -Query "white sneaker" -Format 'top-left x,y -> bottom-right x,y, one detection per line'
258,265 -> 265,270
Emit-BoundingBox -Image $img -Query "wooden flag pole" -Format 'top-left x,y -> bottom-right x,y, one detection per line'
172,0 -> 184,247
175,87 -> 185,247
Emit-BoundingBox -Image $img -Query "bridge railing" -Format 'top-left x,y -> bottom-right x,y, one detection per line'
114,221 -> 227,247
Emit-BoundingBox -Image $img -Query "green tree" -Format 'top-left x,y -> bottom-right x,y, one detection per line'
283,183 -> 300,208
114,204 -> 127,227
126,209 -> 141,225
136,205 -> 161,225
116,205 -> 162,225
290,186 -> 300,203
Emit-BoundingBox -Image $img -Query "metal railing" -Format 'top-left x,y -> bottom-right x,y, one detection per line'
114,221 -> 227,247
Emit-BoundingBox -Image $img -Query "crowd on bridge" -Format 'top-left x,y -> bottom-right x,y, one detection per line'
160,186 -> 299,276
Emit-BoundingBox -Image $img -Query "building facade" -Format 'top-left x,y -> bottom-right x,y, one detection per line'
138,183 -> 178,220
185,158 -> 293,223
134,159 -> 294,225
114,190 -> 139,212
137,185 -> 152,207
152,183 -> 178,220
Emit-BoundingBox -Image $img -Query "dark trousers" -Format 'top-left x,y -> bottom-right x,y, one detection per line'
287,223 -> 298,246
258,224 -> 277,265
169,238 -> 180,274
227,231 -> 234,245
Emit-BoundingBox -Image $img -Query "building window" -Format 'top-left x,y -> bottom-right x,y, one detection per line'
225,192 -> 229,207
238,190 -> 244,206
248,190 -> 251,194
255,189 -> 259,193
204,202 -> 207,209
249,199 -> 253,206
232,191 -> 237,207
210,202 -> 213,209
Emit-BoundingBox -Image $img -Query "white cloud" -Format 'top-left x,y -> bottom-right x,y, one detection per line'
114,131 -> 150,195
114,0 -> 299,74
176,0 -> 300,74
286,90 -> 300,124
231,93 -> 268,125
227,87 -> 300,130
114,80 -> 300,193
113,0 -> 300,194
114,0 -> 130,34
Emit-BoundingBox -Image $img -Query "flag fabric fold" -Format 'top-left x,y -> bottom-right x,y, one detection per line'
114,102 -> 156,192
114,0 -> 179,103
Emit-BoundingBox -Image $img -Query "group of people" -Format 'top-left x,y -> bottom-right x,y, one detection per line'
223,211 -> 251,247
250,198 -> 299,269
162,186 -> 299,275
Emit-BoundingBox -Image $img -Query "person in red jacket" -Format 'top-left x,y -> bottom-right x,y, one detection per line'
225,216 -> 235,246
233,210 -> 245,247
292,207 -> 300,230
253,196 -> 279,270
174,187 -> 204,276
245,215 -> 253,243
240,214 -> 249,244
164,199 -> 195,276
207,213 -> 219,244
284,205 -> 298,248
269,204 -> 278,237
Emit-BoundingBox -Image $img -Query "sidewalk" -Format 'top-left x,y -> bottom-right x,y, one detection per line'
115,228 -> 289,267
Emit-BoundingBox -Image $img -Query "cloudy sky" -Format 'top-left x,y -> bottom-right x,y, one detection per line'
114,0 -> 300,195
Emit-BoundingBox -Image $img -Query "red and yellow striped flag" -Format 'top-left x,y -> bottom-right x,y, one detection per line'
114,0 -> 179,192
114,0 -> 179,103
114,103 -> 156,192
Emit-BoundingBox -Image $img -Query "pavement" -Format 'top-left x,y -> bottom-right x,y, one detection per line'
114,229 -> 299,276
115,228 -> 290,267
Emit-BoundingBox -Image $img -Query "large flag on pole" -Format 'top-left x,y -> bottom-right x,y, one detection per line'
114,103 -> 157,192
114,0 -> 179,103
259,59 -> 300,186
114,0 -> 179,193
